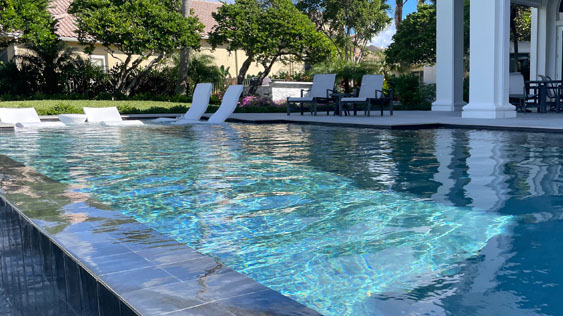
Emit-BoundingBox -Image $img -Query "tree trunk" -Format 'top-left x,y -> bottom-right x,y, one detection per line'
237,56 -> 254,85
249,56 -> 279,95
175,0 -> 192,95
510,6 -> 520,72
115,55 -> 133,95
125,53 -> 165,96
395,0 -> 406,27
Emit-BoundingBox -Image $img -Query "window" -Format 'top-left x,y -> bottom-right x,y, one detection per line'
90,55 -> 107,71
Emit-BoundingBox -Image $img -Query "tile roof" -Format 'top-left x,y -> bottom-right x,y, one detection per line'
48,0 -> 222,39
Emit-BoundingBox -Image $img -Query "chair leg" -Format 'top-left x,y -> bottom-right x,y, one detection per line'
286,100 -> 290,115
354,104 -> 357,116
367,102 -> 371,117
300,103 -> 304,115
313,101 -> 317,116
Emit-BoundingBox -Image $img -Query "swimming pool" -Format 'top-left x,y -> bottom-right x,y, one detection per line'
0,124 -> 561,315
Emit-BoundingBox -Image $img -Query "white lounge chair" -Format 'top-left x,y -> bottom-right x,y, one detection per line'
339,74 -> 393,116
286,74 -> 336,116
83,107 -> 144,126
0,107 -> 65,128
206,85 -> 243,124
153,83 -> 213,124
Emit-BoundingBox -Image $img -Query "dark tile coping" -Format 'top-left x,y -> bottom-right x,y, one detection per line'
0,154 -> 321,316
32,112 -> 563,134
215,116 -> 563,134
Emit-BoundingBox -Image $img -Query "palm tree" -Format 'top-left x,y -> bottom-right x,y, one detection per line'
175,0 -> 192,95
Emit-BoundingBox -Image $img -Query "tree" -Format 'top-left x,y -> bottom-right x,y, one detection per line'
175,0 -> 193,96
209,0 -> 335,86
296,0 -> 390,62
0,0 -> 58,49
69,0 -> 204,95
510,4 -> 531,72
395,0 -> 407,27
385,3 -> 436,66
386,1 -> 531,69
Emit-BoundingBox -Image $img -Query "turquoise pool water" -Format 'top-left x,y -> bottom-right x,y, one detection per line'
1,124 -> 562,315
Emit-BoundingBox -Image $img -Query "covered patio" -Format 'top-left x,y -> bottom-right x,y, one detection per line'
433,0 -> 563,119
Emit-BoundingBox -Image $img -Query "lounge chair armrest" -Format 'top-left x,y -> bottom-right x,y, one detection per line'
300,88 -> 311,98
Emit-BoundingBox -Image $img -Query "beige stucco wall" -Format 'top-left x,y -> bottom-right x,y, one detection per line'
198,39 -> 303,78
9,39 -> 304,79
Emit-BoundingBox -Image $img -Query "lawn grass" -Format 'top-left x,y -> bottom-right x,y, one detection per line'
0,99 -> 287,115
0,100 -> 192,115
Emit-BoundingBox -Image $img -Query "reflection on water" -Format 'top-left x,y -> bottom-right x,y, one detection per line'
1,125 -> 563,315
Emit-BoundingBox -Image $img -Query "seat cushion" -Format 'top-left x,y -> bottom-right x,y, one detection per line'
287,97 -> 314,102
341,97 -> 368,103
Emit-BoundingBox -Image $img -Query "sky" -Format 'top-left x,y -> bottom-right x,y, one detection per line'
371,1 -> 418,48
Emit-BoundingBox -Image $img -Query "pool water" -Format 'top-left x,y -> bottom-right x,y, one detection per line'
1,124 -> 562,315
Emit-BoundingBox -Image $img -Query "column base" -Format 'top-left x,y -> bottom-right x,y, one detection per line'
462,103 -> 517,119
432,101 -> 465,112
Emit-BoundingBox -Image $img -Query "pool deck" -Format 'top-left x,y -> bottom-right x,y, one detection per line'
212,111 -> 563,133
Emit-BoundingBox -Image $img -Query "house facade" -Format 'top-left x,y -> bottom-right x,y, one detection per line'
433,0 -> 562,119
1,0 -> 298,79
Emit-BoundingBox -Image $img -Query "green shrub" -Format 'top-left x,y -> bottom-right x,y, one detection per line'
390,74 -> 434,110
37,102 -> 82,115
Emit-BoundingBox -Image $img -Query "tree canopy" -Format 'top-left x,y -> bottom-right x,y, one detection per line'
0,0 -> 58,49
385,3 -> 436,66
209,0 -> 335,85
296,0 -> 391,62
386,1 -> 531,68
69,0 -> 204,95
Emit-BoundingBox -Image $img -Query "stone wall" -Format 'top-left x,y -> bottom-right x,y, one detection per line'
253,80 -> 314,101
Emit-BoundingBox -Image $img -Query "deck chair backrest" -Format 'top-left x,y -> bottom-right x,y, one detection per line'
358,75 -> 385,99
207,85 -> 243,124
184,83 -> 212,121
539,75 -> 557,98
83,107 -> 122,122
308,74 -> 336,98
0,108 -> 41,123
509,72 -> 525,96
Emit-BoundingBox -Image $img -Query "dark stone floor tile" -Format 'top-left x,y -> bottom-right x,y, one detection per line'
136,245 -> 202,266
163,303 -> 236,316
65,241 -> 132,262
52,230 -> 115,247
83,252 -> 152,276
160,257 -> 223,282
213,289 -> 322,316
100,266 -> 179,293
120,282 -> 203,315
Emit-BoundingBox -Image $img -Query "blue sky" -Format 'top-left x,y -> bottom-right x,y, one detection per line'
372,1 -> 418,48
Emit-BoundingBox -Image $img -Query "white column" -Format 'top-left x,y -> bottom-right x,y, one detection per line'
530,6 -> 548,81
432,0 -> 465,112
463,0 -> 516,119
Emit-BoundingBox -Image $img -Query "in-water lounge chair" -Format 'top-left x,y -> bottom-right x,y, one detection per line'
206,85 -> 244,124
286,74 -> 336,116
0,107 -> 65,128
83,107 -> 144,126
153,83 -> 213,124
339,74 -> 393,116
171,84 -> 243,125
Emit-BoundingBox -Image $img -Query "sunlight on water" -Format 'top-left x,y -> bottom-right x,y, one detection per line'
0,125 -> 513,315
